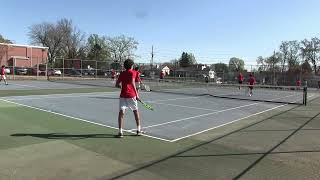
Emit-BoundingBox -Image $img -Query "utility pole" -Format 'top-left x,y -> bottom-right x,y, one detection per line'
150,45 -> 155,79
151,45 -> 154,70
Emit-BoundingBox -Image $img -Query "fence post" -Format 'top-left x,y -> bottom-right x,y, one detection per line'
13,58 -> 15,80
81,59 -> 83,77
62,57 -> 65,80
95,60 -> 98,79
37,57 -> 39,80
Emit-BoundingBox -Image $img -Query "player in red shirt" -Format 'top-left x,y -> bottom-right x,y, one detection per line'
134,66 -> 142,91
111,69 -> 116,80
116,59 -> 141,138
296,79 -> 301,89
160,71 -> 165,80
238,72 -> 244,90
0,65 -> 8,85
248,73 -> 256,96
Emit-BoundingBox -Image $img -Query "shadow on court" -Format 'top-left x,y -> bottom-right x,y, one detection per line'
109,97 -> 320,180
10,133 -> 131,140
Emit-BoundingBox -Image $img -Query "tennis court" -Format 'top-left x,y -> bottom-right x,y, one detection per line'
1,80 -> 320,179
1,80 -> 316,142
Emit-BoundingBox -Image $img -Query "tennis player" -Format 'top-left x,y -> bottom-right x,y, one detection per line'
0,65 -> 8,85
111,69 -> 116,80
116,59 -> 142,138
160,71 -> 165,80
296,79 -> 301,89
248,73 -> 256,96
238,72 -> 244,90
134,66 -> 142,91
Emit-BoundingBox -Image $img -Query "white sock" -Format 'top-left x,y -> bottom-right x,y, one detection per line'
119,128 -> 123,134
137,125 -> 141,132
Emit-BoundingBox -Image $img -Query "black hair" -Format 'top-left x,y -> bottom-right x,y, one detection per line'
134,66 -> 139,71
123,59 -> 134,70
1,65 -> 5,68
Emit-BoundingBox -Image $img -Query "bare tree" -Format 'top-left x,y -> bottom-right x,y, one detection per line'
29,22 -> 65,63
279,41 -> 289,72
0,34 -> 12,64
287,41 -> 301,68
280,40 -> 301,71
28,19 -> 86,63
106,35 -> 138,65
0,34 -> 12,43
58,19 -> 87,59
300,37 -> 320,74
87,34 -> 110,60
229,57 -> 245,72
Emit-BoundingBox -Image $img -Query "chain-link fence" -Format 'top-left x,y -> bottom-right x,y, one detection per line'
51,58 -> 122,79
135,63 -> 318,88
5,56 -> 48,80
8,57 -> 319,88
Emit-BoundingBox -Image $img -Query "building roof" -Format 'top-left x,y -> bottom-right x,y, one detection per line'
0,43 -> 49,49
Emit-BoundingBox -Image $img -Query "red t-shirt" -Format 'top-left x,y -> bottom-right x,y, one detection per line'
248,77 -> 256,85
117,69 -> 137,98
111,70 -> 116,78
135,70 -> 141,83
296,80 -> 301,86
160,71 -> 164,78
1,68 -> 5,75
238,74 -> 244,81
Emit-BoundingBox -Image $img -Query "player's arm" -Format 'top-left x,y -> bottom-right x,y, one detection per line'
132,77 -> 140,100
115,73 -> 122,88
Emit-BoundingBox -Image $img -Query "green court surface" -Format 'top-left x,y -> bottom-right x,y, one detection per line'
1,84 -> 320,179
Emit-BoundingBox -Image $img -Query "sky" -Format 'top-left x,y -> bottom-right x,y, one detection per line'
1,0 -> 320,65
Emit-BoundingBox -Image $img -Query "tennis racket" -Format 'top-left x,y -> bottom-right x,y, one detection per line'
142,84 -> 151,92
138,99 -> 154,111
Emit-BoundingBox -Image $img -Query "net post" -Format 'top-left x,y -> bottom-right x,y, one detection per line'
303,86 -> 307,106
303,80 -> 308,106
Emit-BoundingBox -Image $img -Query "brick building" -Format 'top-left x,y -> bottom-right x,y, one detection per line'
0,43 -> 48,68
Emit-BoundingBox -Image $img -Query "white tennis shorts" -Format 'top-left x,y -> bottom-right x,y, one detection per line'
1,75 -> 6,80
119,97 -> 138,111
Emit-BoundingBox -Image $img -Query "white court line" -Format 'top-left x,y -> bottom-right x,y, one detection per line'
0,98 -> 172,142
148,101 -> 217,111
170,94 -> 315,142
148,96 -> 200,103
140,93 -> 299,130
170,104 -> 286,142
5,91 -> 120,101
140,102 -> 262,129
4,88 -> 211,102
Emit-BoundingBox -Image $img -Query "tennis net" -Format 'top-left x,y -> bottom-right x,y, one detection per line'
144,80 -> 307,105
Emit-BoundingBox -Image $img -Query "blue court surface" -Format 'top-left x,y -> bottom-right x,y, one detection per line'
1,87 -> 303,142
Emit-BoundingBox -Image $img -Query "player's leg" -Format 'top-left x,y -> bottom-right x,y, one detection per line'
118,98 -> 127,138
117,110 -> 125,137
3,75 -> 8,85
129,97 -> 142,135
133,110 -> 142,135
